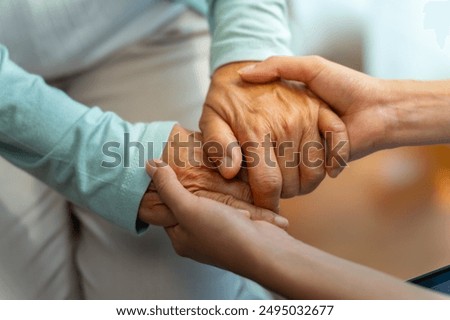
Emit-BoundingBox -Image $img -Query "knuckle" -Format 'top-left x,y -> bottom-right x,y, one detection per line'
203,134 -> 226,148
193,190 -> 221,205
218,194 -> 237,207
179,169 -> 205,191
239,186 -> 253,203
194,190 -> 237,208
254,207 -> 275,223
279,116 -> 298,135
326,121 -> 347,134
140,191 -> 162,207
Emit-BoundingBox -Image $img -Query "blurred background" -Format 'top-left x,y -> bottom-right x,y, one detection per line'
283,0 -> 450,279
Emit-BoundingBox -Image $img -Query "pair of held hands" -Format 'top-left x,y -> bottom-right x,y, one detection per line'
138,57 -> 450,298
139,56 -> 395,231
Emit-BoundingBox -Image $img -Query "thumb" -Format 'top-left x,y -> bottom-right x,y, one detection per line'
238,56 -> 325,85
199,106 -> 242,179
146,160 -> 195,222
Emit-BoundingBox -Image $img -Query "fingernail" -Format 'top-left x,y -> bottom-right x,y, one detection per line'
238,64 -> 257,75
154,159 -> 163,166
237,209 -> 251,218
275,215 -> 289,229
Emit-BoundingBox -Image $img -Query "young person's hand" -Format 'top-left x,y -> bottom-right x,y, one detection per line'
240,56 -> 450,160
146,159 -> 294,274
147,160 -> 447,300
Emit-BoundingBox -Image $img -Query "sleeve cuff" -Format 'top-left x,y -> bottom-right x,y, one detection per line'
210,43 -> 293,73
117,121 -> 177,234
207,0 -> 293,73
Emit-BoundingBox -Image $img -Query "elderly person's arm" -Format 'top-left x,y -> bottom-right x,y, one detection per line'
0,45 -> 171,232
0,45 -> 286,234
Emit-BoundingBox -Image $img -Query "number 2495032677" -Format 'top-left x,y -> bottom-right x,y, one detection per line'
259,305 -> 334,316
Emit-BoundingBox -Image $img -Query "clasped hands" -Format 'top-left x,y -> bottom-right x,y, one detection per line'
139,56 -> 393,265
139,59 -> 356,230
135,56 -> 450,288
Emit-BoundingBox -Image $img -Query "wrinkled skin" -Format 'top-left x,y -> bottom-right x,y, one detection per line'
138,124 -> 288,229
200,62 -> 350,212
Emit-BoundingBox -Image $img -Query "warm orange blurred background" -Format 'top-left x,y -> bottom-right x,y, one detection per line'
282,145 -> 450,279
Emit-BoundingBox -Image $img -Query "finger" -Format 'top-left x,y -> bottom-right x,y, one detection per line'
138,190 -> 178,227
238,56 -> 327,85
318,105 -> 350,178
146,160 -> 197,221
276,140 -> 300,198
243,138 -> 282,212
139,204 -> 178,227
299,128 -> 326,195
147,160 -> 257,227
199,106 -> 242,179
194,170 -> 253,203
194,190 -> 289,229
138,182 -> 177,227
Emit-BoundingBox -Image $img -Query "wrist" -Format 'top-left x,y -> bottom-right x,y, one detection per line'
212,61 -> 259,82
241,228 -> 306,296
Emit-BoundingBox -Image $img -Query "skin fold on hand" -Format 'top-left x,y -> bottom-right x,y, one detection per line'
138,124 -> 288,229
200,61 -> 350,213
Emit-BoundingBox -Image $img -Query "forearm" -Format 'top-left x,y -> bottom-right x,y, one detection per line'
248,236 -> 446,299
379,80 -> 450,150
0,45 -> 175,233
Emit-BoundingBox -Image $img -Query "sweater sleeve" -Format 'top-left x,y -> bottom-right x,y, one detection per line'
206,0 -> 292,72
0,45 -> 175,233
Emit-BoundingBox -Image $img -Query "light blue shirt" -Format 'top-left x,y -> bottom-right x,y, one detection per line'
0,0 -> 292,233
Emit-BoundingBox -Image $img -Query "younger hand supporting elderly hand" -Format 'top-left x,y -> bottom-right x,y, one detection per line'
200,62 -> 350,212
147,161 -> 446,300
138,124 -> 288,229
239,56 -> 450,160
146,159 -> 296,275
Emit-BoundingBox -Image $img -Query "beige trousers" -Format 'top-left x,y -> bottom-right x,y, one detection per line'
0,10 -> 272,299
